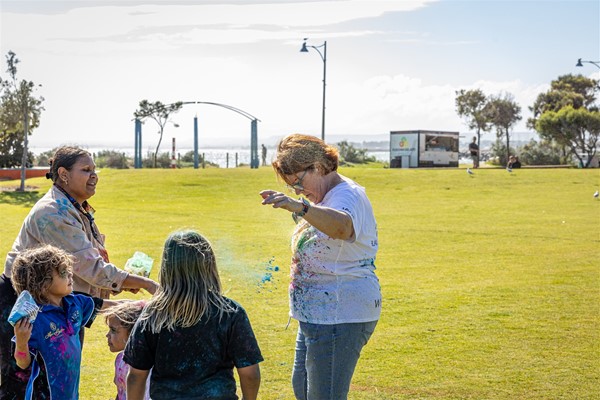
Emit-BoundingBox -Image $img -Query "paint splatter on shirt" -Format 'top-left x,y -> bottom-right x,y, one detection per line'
114,352 -> 150,400
12,294 -> 99,400
290,177 -> 381,324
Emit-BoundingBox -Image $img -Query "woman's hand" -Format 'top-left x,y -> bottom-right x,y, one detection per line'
144,278 -> 159,294
260,190 -> 355,240
122,275 -> 159,295
259,190 -> 303,213
137,277 -> 159,295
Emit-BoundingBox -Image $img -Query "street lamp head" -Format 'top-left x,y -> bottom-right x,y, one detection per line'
575,58 -> 600,69
298,38 -> 327,141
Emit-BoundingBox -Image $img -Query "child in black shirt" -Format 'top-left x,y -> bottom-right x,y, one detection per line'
124,230 -> 263,400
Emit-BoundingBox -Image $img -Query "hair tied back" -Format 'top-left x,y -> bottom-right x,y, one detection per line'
45,172 -> 53,180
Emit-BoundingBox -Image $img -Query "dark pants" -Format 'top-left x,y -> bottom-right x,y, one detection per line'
0,274 -> 27,400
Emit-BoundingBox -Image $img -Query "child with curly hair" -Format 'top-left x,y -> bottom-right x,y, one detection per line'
11,245 -> 121,400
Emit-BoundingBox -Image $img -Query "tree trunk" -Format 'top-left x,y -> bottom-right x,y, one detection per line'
505,127 -> 510,162
19,105 -> 29,192
154,127 -> 164,168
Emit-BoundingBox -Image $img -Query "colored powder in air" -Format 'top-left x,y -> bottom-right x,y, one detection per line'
257,257 -> 281,292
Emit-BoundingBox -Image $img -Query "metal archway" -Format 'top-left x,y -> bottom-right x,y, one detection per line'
134,101 -> 260,169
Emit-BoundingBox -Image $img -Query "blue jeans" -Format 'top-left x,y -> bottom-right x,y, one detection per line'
292,321 -> 378,400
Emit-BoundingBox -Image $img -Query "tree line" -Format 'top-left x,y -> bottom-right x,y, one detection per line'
456,75 -> 600,167
1,51 -> 599,170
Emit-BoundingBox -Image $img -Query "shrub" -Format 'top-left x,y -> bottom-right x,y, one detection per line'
35,149 -> 55,167
488,141 -> 513,166
142,151 -> 173,168
95,150 -> 130,169
336,140 -> 376,164
178,151 -> 221,168
518,139 -> 563,166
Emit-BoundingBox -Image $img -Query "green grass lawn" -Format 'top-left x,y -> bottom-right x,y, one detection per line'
1,165 -> 598,399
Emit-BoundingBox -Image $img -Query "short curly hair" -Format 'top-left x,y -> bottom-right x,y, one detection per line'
11,245 -> 74,304
272,133 -> 339,179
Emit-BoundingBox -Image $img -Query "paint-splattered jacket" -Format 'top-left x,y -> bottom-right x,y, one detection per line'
4,185 -> 128,298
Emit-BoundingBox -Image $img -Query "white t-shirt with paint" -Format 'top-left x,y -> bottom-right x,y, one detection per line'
290,176 -> 381,324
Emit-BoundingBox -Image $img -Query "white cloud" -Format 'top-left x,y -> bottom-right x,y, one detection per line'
3,1 -> 436,47
4,0 -> 593,151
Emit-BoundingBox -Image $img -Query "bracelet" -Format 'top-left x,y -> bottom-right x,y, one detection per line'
15,351 -> 28,358
292,198 -> 310,223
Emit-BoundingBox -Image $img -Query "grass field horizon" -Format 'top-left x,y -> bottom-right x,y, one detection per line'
0,165 -> 598,399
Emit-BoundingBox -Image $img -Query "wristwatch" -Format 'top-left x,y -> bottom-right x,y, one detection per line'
297,197 -> 310,217
292,197 -> 311,223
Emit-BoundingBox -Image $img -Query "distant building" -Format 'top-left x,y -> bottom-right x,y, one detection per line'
390,130 -> 459,168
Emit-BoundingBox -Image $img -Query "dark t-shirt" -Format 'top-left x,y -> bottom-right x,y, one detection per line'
468,142 -> 479,155
123,298 -> 263,400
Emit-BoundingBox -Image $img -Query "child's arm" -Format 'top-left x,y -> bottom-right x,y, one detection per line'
127,366 -> 150,400
13,318 -> 33,370
237,364 -> 261,400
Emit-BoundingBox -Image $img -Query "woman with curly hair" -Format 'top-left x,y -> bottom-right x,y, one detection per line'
260,133 -> 381,399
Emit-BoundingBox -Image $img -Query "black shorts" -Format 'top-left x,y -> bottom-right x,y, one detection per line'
0,274 -> 28,400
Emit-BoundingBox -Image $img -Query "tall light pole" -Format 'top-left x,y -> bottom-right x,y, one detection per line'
301,39 -> 327,141
576,58 -> 600,69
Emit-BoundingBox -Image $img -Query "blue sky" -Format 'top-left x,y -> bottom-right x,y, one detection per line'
1,0 -> 598,150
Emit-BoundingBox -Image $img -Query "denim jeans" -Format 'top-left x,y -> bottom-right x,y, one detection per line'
292,320 -> 378,400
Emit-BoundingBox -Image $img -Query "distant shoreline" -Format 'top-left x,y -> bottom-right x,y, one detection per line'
28,147 -> 390,168
28,133 -> 539,167
26,131 -> 539,154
